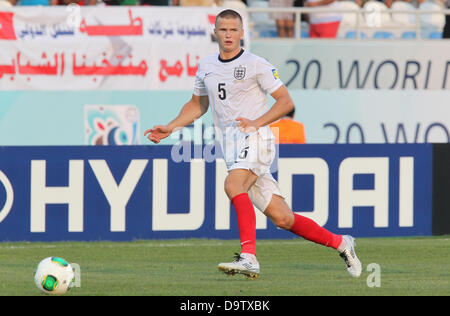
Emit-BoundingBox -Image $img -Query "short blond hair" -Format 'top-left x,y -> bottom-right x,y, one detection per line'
215,9 -> 243,28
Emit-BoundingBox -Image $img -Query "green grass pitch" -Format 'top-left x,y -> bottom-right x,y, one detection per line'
0,236 -> 449,296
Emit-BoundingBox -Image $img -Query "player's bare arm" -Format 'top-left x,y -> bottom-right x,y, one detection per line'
144,94 -> 209,143
236,85 -> 294,133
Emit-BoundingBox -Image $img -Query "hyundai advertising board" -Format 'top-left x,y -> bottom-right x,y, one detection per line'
0,144 -> 432,241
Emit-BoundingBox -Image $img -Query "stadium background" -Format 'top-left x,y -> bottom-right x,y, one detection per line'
0,2 -> 449,242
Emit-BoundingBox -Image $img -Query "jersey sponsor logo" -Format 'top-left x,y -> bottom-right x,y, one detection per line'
272,69 -> 279,80
234,66 -> 246,80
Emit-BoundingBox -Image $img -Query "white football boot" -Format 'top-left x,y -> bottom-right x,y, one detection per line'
218,253 -> 260,279
339,235 -> 362,278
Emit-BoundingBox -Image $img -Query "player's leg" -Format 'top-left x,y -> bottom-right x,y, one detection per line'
264,195 -> 342,248
224,168 -> 258,200
218,168 -> 260,278
224,168 -> 258,255
218,130 -> 275,279
264,195 -> 362,277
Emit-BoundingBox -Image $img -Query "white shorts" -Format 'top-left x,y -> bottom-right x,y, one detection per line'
248,173 -> 283,213
222,128 -> 284,212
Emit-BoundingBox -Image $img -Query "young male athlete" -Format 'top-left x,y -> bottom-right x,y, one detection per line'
145,9 -> 361,279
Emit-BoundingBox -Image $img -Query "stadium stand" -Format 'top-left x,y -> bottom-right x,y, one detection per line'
2,0 -> 447,41
362,1 -> 393,27
338,0 -> 363,28
419,1 -> 446,38
220,0 -> 247,9
180,0 -> 215,6
247,0 -> 279,37
419,1 -> 446,27
246,0 -> 448,39
445,0 -> 450,37
391,1 -> 417,26
247,0 -> 312,37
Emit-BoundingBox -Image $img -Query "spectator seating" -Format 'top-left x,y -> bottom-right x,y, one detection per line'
419,1 -> 445,38
419,1 -> 446,28
363,1 -> 394,27
338,1 -> 364,28
220,0 -> 247,10
391,1 -> 417,26
247,0 -> 278,38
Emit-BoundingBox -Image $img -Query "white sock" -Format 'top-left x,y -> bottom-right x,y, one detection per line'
337,238 -> 347,252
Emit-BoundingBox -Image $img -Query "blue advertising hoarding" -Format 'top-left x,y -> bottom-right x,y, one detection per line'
0,144 -> 432,241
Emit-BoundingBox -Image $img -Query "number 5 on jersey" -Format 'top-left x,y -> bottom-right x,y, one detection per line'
218,83 -> 226,100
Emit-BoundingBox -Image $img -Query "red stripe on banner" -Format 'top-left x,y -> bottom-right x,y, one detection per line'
207,14 -> 216,25
0,12 -> 17,40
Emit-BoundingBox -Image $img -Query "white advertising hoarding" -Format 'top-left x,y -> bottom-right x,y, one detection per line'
252,40 -> 450,90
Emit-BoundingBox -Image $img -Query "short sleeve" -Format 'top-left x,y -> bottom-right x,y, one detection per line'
193,62 -> 208,96
256,57 -> 283,95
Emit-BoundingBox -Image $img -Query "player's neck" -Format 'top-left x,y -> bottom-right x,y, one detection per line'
219,48 -> 244,62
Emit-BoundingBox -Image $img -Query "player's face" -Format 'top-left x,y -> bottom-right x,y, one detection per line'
214,17 -> 244,56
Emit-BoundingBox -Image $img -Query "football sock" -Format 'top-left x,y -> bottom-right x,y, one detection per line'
289,213 -> 342,250
231,193 -> 256,256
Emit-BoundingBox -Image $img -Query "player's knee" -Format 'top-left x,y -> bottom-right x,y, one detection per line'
272,214 -> 293,230
224,177 -> 242,200
265,198 -> 295,230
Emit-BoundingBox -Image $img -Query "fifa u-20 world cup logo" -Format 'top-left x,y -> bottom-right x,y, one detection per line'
84,105 -> 140,145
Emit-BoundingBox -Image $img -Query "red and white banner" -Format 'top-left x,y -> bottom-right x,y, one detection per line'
0,6 -> 250,90
0,12 -> 16,40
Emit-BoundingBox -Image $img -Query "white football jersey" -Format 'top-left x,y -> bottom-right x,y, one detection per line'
193,49 -> 283,136
194,50 -> 285,207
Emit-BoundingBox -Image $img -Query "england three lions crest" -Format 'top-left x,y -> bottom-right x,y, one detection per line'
234,66 -> 246,80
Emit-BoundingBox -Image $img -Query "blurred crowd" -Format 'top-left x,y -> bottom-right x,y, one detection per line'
0,0 -> 221,5
267,0 -> 448,38
0,0 -> 448,39
0,0 -> 445,9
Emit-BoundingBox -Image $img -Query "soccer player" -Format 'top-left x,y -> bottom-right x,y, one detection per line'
144,9 -> 361,279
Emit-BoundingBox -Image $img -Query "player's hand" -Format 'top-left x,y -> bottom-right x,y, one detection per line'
144,125 -> 172,144
236,117 -> 259,134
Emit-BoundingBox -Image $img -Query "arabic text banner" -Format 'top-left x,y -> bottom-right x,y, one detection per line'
0,144 -> 433,241
0,7 -> 250,90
